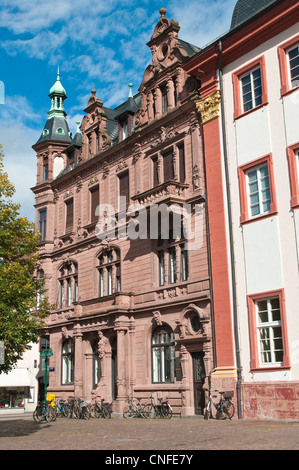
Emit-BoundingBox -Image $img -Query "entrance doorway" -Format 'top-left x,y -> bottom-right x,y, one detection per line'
192,352 -> 206,414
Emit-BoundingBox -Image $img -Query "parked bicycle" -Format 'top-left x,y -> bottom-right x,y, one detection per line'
204,389 -> 235,420
143,395 -> 173,419
123,395 -> 148,418
33,401 -> 56,422
54,399 -> 69,418
90,398 -> 113,418
67,397 -> 90,419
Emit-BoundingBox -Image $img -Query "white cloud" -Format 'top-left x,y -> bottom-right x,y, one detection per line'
0,95 -> 41,221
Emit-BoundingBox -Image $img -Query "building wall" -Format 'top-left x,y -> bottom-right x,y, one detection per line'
222,22 -> 299,417
33,10 -> 215,416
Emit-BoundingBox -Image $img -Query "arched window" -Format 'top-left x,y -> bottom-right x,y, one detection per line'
97,248 -> 121,297
92,340 -> 101,389
61,339 -> 74,385
151,325 -> 175,383
58,261 -> 78,308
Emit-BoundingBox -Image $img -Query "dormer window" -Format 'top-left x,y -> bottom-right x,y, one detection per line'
120,117 -> 128,140
56,127 -> 65,135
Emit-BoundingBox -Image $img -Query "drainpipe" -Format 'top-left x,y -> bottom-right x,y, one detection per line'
218,40 -> 243,419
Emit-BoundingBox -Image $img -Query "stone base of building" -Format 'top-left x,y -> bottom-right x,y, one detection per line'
241,381 -> 299,420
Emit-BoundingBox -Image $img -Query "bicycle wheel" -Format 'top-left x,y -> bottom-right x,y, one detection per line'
90,404 -> 100,418
33,408 -> 43,422
204,400 -> 211,420
46,407 -> 56,422
81,407 -> 90,420
161,403 -> 172,419
222,399 -> 235,419
123,405 -> 137,418
143,404 -> 156,419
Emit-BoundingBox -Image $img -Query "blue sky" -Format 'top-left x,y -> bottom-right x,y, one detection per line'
0,0 -> 236,221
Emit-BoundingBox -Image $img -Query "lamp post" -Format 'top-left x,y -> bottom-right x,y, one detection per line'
40,348 -> 53,404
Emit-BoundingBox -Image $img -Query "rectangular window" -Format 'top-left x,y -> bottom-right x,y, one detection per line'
59,280 -> 64,309
43,163 -> 48,182
246,164 -> 271,217
74,276 -> 78,303
181,249 -> 188,281
99,269 -> 104,297
287,44 -> 299,88
233,56 -> 268,119
256,298 -> 283,365
65,198 -> 74,232
161,85 -> 168,114
66,278 -> 72,307
107,266 -> 112,295
278,36 -> 299,96
178,144 -> 186,183
240,66 -> 262,113
163,150 -> 174,182
158,252 -> 165,286
238,154 -> 277,224
247,289 -> 290,371
169,246 -> 177,284
119,171 -> 129,208
120,118 -> 128,140
38,209 -> 47,241
90,185 -> 99,223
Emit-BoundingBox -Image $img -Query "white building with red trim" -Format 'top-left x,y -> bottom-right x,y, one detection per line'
184,0 -> 299,419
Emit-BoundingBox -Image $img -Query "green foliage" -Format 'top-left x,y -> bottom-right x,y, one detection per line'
0,145 -> 51,373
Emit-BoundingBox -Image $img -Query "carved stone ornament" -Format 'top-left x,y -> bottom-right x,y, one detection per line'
195,89 -> 221,124
152,310 -> 163,326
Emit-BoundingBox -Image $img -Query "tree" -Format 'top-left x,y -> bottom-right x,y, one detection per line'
0,144 -> 51,373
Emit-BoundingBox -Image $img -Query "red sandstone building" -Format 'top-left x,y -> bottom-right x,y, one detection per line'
32,9 -> 212,416
33,1 -> 299,419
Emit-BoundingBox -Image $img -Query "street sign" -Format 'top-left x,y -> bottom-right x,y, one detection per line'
0,342 -> 4,364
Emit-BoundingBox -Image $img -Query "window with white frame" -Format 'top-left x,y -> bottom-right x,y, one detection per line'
287,43 -> 299,89
240,66 -> 263,113
256,297 -> 283,366
152,326 -> 175,383
58,261 -> 78,309
246,164 -> 271,217
97,248 -> 121,297
61,339 -> 74,385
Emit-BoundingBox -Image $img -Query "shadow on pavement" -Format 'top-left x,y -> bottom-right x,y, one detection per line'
0,419 -> 51,438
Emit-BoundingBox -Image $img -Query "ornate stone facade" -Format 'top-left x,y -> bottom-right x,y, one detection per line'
32,9 -> 212,415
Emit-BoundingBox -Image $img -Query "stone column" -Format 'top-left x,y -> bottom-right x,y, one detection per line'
115,327 -> 128,411
167,79 -> 175,111
153,87 -> 162,119
179,345 -> 193,416
73,325 -> 83,398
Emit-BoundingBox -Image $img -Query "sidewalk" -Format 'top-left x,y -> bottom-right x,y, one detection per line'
0,414 -> 298,450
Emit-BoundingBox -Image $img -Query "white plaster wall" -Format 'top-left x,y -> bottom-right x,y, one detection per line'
283,91 -> 299,146
242,217 -> 283,295
235,107 -> 271,165
222,23 -> 299,381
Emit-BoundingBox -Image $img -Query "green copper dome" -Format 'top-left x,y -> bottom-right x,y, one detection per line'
49,67 -> 66,96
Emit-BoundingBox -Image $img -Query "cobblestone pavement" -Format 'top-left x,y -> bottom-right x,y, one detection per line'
0,414 -> 298,452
